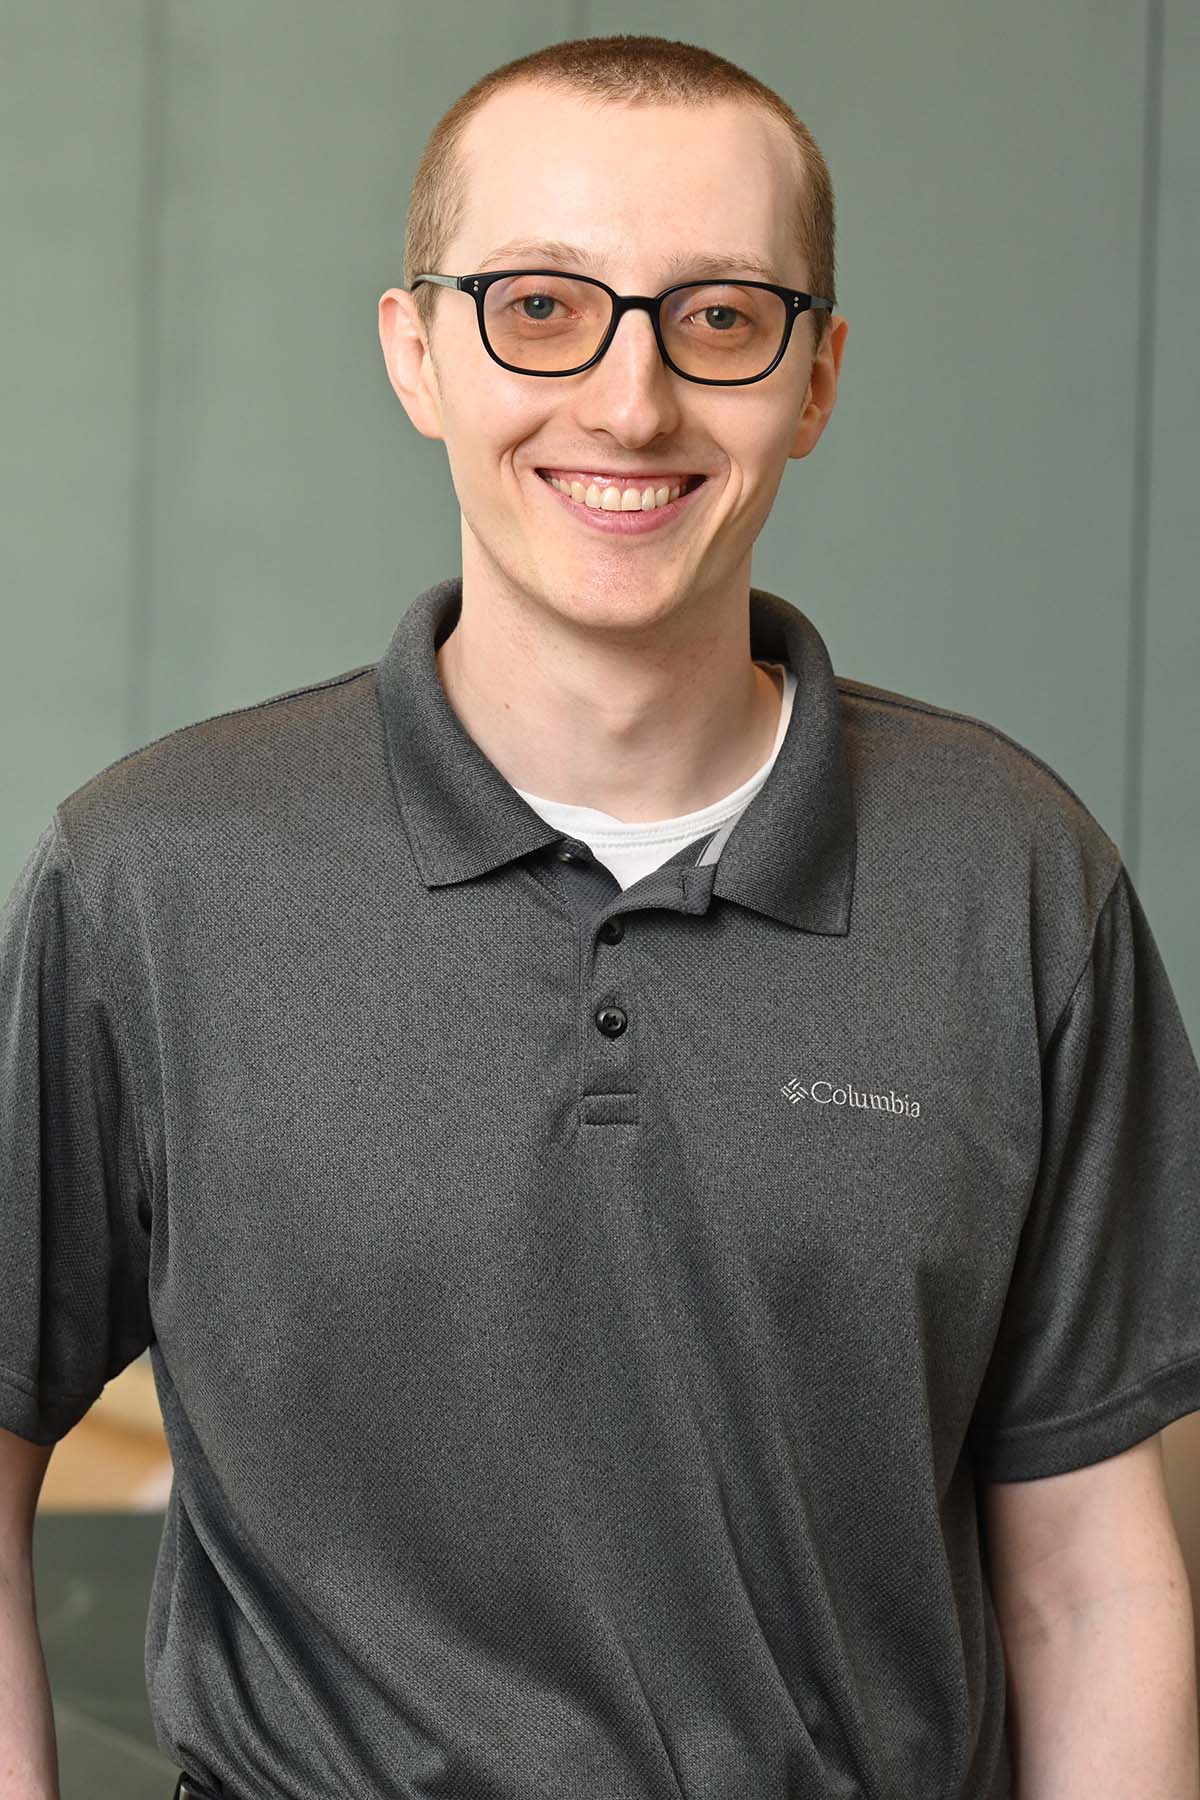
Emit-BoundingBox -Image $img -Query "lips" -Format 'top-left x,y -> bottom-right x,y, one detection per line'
535,464 -> 708,533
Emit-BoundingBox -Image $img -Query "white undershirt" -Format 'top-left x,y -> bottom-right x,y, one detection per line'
513,661 -> 797,891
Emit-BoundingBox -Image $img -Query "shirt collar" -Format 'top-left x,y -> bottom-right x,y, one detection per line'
374,575 -> 856,936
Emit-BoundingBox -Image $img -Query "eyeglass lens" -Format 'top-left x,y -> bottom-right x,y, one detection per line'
482,274 -> 789,380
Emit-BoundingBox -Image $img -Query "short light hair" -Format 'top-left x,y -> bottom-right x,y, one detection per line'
402,33 -> 837,359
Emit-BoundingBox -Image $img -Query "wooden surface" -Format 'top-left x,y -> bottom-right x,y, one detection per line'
36,1357 -> 173,1513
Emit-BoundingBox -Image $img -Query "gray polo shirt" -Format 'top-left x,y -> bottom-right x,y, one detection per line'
3,575 -> 1200,1800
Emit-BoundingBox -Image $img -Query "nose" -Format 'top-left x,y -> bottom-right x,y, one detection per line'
597,301 -> 667,378
575,305 -> 684,444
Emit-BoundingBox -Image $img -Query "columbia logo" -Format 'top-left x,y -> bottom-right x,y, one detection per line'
780,1076 -> 922,1118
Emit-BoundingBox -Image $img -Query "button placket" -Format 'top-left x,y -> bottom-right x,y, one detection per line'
546,838 -> 635,1086
550,834 -> 714,1088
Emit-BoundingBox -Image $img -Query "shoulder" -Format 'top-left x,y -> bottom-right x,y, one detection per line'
837,673 -> 1120,870
834,673 -> 1123,1029
52,660 -> 380,900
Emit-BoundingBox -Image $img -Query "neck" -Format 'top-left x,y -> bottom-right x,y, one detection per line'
434,585 -> 784,825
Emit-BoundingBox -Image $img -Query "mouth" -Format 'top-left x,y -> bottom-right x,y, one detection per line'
533,468 -> 708,535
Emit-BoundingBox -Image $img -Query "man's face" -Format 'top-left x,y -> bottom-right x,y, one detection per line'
380,85 -> 846,635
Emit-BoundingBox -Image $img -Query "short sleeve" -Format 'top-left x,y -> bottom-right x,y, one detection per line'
968,861 -> 1200,1482
0,814 -> 154,1445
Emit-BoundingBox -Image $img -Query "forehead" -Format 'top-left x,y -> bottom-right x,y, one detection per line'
452,85 -> 801,285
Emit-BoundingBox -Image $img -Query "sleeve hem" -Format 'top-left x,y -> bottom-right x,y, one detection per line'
0,1363 -> 101,1445
971,1349 -> 1200,1482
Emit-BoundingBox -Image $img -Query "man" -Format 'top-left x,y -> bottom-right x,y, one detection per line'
3,32 -> 1199,1800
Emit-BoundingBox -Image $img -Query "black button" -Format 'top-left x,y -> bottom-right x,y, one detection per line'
598,916 -> 624,943
555,840 -> 591,865
595,1005 -> 627,1037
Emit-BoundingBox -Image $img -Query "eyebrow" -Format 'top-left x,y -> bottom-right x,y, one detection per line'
473,238 -> 788,286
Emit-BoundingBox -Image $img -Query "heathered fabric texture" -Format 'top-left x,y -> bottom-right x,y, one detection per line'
3,575 -> 1200,1800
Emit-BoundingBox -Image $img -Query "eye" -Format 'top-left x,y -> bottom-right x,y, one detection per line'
687,303 -> 747,332
511,293 -> 562,322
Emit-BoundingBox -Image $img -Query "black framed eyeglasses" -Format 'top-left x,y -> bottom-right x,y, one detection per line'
408,269 -> 835,387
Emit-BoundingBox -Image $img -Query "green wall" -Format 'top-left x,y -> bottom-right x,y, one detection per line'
2,1 -> 1196,1040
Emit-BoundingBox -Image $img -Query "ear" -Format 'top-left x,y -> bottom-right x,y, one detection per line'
378,288 -> 447,443
788,312 -> 849,461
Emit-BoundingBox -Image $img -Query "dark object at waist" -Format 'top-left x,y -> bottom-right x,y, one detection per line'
174,1773 -> 234,1800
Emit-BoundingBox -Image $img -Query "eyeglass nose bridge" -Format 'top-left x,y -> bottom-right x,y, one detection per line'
599,291 -> 679,370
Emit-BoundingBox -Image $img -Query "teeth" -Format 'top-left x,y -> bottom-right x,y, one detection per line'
547,475 -> 687,511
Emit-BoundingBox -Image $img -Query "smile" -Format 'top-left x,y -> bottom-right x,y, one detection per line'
534,469 -> 707,535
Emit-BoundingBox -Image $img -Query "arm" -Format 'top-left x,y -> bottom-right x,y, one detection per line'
981,1432 -> 1200,1800
0,1425 -> 60,1800
1001,1574 -> 1198,1800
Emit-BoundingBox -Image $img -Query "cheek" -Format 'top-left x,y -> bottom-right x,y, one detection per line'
447,390 -> 553,467
740,416 -> 800,493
